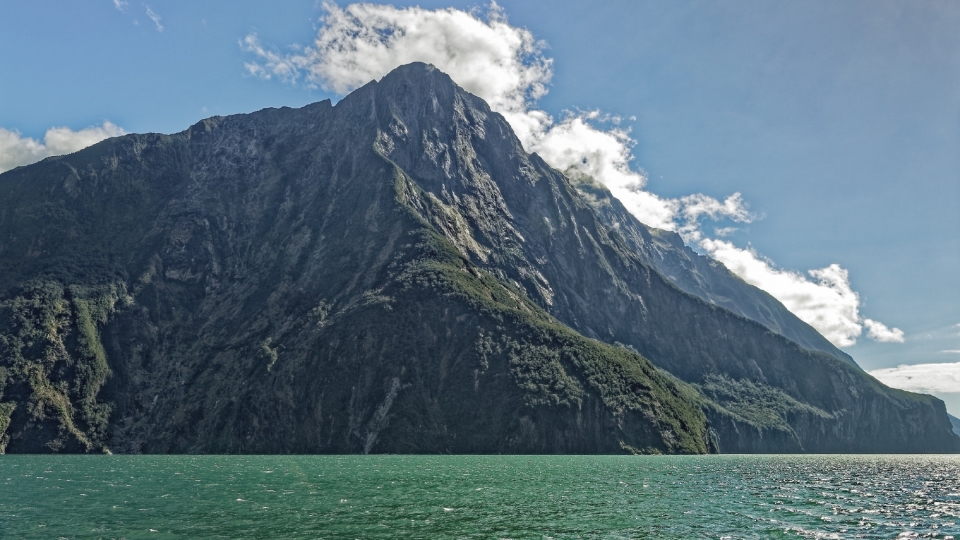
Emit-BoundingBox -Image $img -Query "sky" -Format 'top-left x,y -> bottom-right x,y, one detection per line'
2,1 -> 959,410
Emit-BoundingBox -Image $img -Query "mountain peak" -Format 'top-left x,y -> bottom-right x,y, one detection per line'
380,61 -> 447,84
338,62 -> 462,120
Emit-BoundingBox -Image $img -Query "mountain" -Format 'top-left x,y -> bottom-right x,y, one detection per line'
0,63 -> 955,454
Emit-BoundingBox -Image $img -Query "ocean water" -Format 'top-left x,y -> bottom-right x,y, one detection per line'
1,455 -> 958,539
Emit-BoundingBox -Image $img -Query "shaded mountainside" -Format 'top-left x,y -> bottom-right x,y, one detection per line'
0,63 -> 955,454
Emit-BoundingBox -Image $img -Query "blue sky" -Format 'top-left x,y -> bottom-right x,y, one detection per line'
2,1 -> 959,407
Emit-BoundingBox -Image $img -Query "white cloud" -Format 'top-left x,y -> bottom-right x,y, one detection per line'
525,111 -> 683,230
864,318 -> 906,343
242,1 -> 904,348
870,362 -> 960,394
145,5 -> 163,32
943,350 -> 960,354
113,0 -> 128,11
0,122 -> 126,174
698,240 -> 865,346
690,238 -> 906,346
243,2 -> 549,116
681,192 -> 752,226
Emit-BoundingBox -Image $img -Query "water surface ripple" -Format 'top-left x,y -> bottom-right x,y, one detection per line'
1,455 -> 958,539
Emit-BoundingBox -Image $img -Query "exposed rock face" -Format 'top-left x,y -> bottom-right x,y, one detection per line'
0,63 -> 956,454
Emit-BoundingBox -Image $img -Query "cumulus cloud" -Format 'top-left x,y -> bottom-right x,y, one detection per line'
699,240 -> 866,346
526,111 -> 684,230
242,1 -> 904,347
145,5 -> 163,32
869,362 -> 960,394
864,318 -> 906,343
0,122 -> 126,173
669,190 -> 899,347
242,2 -> 549,115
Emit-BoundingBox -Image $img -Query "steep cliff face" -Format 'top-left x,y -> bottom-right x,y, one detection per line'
0,63 -> 955,454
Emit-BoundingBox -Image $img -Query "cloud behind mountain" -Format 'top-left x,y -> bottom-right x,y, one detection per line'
0,122 -> 125,174
870,361 -> 960,394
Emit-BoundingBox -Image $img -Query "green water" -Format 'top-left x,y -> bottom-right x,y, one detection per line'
1,455 -> 959,539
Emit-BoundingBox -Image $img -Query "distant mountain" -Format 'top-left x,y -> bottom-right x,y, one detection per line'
0,63 -> 955,454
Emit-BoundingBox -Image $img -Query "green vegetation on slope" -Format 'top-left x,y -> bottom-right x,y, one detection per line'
0,280 -> 126,453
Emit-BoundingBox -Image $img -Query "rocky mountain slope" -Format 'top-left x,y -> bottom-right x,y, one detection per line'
0,63 -> 955,454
